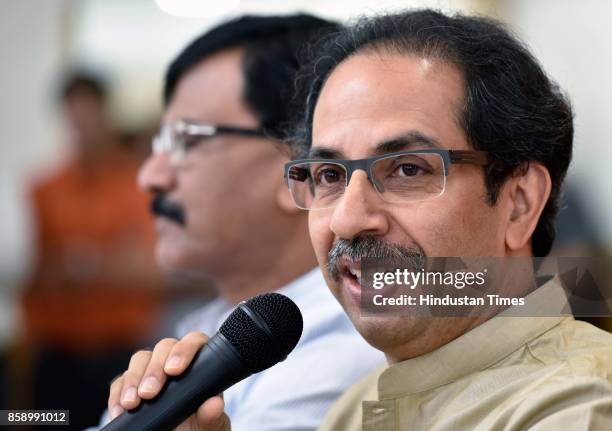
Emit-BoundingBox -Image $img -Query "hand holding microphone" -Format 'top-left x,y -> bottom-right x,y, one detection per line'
107,332 -> 229,430
103,293 -> 303,431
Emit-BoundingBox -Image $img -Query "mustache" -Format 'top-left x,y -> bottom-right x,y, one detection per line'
150,193 -> 186,226
326,235 -> 426,281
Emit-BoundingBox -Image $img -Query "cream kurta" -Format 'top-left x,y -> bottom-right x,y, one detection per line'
319,279 -> 612,430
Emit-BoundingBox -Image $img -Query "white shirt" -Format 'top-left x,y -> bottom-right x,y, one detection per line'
176,268 -> 386,431
90,269 -> 385,430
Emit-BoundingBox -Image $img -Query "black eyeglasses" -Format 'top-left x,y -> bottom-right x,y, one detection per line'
284,149 -> 489,210
152,120 -> 267,164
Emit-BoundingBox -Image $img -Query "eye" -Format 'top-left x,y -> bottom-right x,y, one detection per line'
394,163 -> 426,177
387,155 -> 435,178
313,165 -> 345,186
183,134 -> 208,150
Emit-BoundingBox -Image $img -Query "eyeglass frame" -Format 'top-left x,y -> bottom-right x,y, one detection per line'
283,149 -> 490,208
152,119 -> 268,162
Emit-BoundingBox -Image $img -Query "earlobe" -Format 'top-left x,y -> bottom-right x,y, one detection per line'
276,178 -> 301,214
505,163 -> 552,252
272,151 -> 301,214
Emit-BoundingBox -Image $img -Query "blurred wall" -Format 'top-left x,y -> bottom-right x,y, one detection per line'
504,0 -> 612,250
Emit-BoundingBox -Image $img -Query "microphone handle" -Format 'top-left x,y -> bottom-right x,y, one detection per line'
101,333 -> 250,431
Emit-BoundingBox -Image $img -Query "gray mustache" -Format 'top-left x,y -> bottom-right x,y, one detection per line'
326,235 -> 425,280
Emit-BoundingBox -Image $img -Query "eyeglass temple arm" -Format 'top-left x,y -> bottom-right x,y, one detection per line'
215,126 -> 268,137
449,150 -> 489,166
180,122 -> 267,137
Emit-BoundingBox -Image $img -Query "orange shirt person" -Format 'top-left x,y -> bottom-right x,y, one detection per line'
20,73 -> 164,429
23,147 -> 162,350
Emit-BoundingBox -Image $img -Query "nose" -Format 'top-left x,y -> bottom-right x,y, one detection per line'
329,170 -> 389,240
137,152 -> 177,193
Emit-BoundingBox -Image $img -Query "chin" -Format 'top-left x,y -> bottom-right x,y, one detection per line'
351,314 -> 428,355
155,240 -> 195,273
155,246 -> 183,274
156,237 -> 224,284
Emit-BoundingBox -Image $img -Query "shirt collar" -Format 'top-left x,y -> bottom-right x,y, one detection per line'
378,277 -> 571,399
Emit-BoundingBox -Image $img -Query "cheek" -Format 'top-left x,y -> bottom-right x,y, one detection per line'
389,192 -> 500,257
176,167 -> 223,227
441,201 -> 502,255
308,211 -> 334,264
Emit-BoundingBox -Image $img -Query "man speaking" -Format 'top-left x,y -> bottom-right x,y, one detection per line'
290,9 -> 612,430
97,14 -> 384,431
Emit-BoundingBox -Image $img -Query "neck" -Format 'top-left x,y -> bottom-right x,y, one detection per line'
217,265 -> 313,305
75,127 -> 115,162
383,315 -> 486,364
216,233 -> 318,306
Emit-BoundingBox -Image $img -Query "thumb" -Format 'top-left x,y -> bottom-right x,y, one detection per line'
195,395 -> 230,430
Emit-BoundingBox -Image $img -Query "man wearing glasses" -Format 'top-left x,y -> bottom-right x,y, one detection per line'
288,9 -> 612,430
137,9 -> 612,431
99,15 -> 384,431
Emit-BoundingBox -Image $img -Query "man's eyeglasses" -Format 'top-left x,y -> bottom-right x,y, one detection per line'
284,149 -> 489,210
152,120 -> 267,163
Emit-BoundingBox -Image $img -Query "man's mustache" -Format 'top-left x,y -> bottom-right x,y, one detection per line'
150,193 -> 186,226
326,235 -> 426,281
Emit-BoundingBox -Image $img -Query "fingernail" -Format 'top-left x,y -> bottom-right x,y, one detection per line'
166,355 -> 182,370
111,404 -> 123,419
140,376 -> 160,393
122,386 -> 137,403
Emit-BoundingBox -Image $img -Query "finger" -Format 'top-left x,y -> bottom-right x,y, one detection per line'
118,350 -> 152,410
174,420 -> 194,431
138,338 -> 178,399
108,375 -> 125,419
173,393 -> 226,431
163,332 -> 209,376
195,396 -> 230,430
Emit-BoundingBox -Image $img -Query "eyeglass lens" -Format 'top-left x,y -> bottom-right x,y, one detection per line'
287,153 -> 446,209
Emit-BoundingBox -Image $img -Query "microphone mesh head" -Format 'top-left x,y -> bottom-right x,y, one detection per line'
219,293 -> 303,373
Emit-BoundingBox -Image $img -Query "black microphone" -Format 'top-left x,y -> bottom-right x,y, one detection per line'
101,293 -> 303,431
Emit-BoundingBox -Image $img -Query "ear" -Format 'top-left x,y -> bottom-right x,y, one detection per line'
505,163 -> 552,252
276,176 -> 302,214
273,152 -> 302,214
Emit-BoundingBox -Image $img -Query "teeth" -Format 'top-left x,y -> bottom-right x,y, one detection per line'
348,268 -> 362,280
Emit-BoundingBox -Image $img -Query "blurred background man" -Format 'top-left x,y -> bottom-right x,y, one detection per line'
100,14 -> 385,431
19,73 -> 165,429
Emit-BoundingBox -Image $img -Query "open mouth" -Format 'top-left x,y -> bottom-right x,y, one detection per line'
335,257 -> 364,305
344,265 -> 361,284
336,257 -> 362,282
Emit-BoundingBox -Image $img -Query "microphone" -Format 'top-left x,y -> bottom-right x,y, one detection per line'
101,293 -> 303,431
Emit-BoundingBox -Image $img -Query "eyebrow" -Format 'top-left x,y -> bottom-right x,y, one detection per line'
307,147 -> 344,159
308,130 -> 442,159
374,131 -> 441,154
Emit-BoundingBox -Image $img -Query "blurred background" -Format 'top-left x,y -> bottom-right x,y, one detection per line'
0,0 -> 610,429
